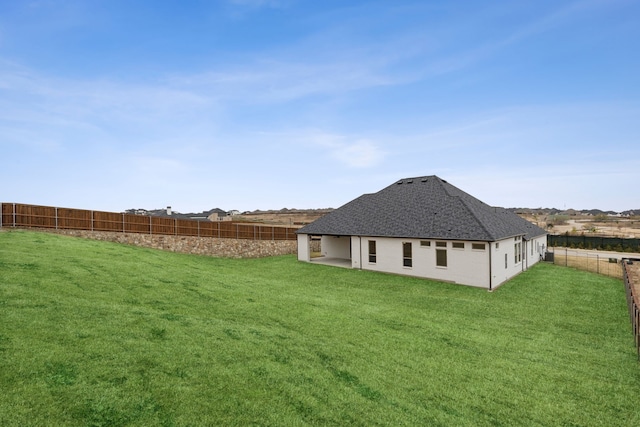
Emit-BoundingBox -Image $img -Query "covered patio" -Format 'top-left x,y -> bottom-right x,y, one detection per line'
309,256 -> 352,269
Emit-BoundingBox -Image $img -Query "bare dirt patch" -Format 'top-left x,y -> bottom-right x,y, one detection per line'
521,214 -> 640,238
233,209 -> 332,227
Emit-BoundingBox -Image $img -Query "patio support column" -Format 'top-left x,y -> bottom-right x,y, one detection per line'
297,233 -> 310,261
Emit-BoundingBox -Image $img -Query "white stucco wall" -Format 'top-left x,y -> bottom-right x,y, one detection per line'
357,237 -> 492,288
490,234 -> 546,288
351,236 -> 362,269
297,234 -> 310,261
297,232 -> 548,289
321,235 -> 351,259
527,235 -> 547,268
491,237 -> 523,288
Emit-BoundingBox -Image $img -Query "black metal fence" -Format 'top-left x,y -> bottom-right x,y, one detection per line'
622,259 -> 640,359
546,247 -> 623,279
548,234 -> 640,252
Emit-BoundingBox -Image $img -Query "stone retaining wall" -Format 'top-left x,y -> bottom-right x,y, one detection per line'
16,228 -> 298,258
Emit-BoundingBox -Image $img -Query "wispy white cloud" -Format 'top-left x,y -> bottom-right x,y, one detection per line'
331,139 -> 385,169
405,0 -> 623,81
0,60 -> 216,152
306,131 -> 386,168
127,155 -> 189,183
167,57 -> 396,105
190,0 -> 624,107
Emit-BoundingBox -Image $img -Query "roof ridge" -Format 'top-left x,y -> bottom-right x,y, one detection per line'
458,196 -> 496,241
434,177 -> 496,240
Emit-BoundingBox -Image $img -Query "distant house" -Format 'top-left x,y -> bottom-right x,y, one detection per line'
203,208 -> 230,221
144,207 -> 231,222
296,176 -> 547,290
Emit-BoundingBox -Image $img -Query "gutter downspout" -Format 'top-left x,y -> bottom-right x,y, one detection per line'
489,242 -> 493,291
359,236 -> 363,270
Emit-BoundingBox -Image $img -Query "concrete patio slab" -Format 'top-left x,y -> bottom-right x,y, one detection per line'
309,257 -> 352,269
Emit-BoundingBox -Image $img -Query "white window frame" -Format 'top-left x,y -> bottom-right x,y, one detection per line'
368,240 -> 377,264
436,248 -> 447,268
402,242 -> 412,268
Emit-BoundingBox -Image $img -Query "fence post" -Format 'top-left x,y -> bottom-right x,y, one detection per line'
13,203 -> 16,227
122,213 -> 125,233
236,223 -> 239,239
565,247 -> 568,266
91,211 -> 94,231
175,218 -> 177,235
149,215 -> 152,235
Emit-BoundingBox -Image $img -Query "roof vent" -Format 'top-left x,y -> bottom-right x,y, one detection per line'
407,180 -> 414,184
421,178 -> 428,182
397,181 -> 403,185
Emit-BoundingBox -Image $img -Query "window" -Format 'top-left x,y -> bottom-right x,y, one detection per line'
472,243 -> 486,250
420,240 -> 431,247
368,240 -> 376,263
452,242 -> 464,249
531,242 -> 533,256
436,248 -> 447,267
518,242 -> 522,262
436,241 -> 447,248
505,253 -> 508,269
403,242 -> 412,267
496,242 -> 499,249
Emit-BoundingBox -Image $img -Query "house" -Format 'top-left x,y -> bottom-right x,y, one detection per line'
203,208 -> 231,221
296,175 -> 547,289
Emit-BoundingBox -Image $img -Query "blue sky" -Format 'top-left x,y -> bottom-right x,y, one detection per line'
1,0 -> 639,213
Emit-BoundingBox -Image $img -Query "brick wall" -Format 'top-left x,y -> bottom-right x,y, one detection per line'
21,229 -> 298,258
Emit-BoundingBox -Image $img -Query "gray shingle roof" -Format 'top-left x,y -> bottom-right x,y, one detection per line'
297,175 -> 546,241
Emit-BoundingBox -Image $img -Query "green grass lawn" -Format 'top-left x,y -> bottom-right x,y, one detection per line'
1,230 -> 639,426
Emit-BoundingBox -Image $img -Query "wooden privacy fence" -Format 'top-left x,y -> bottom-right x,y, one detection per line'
622,259 -> 640,359
1,203 -> 298,241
